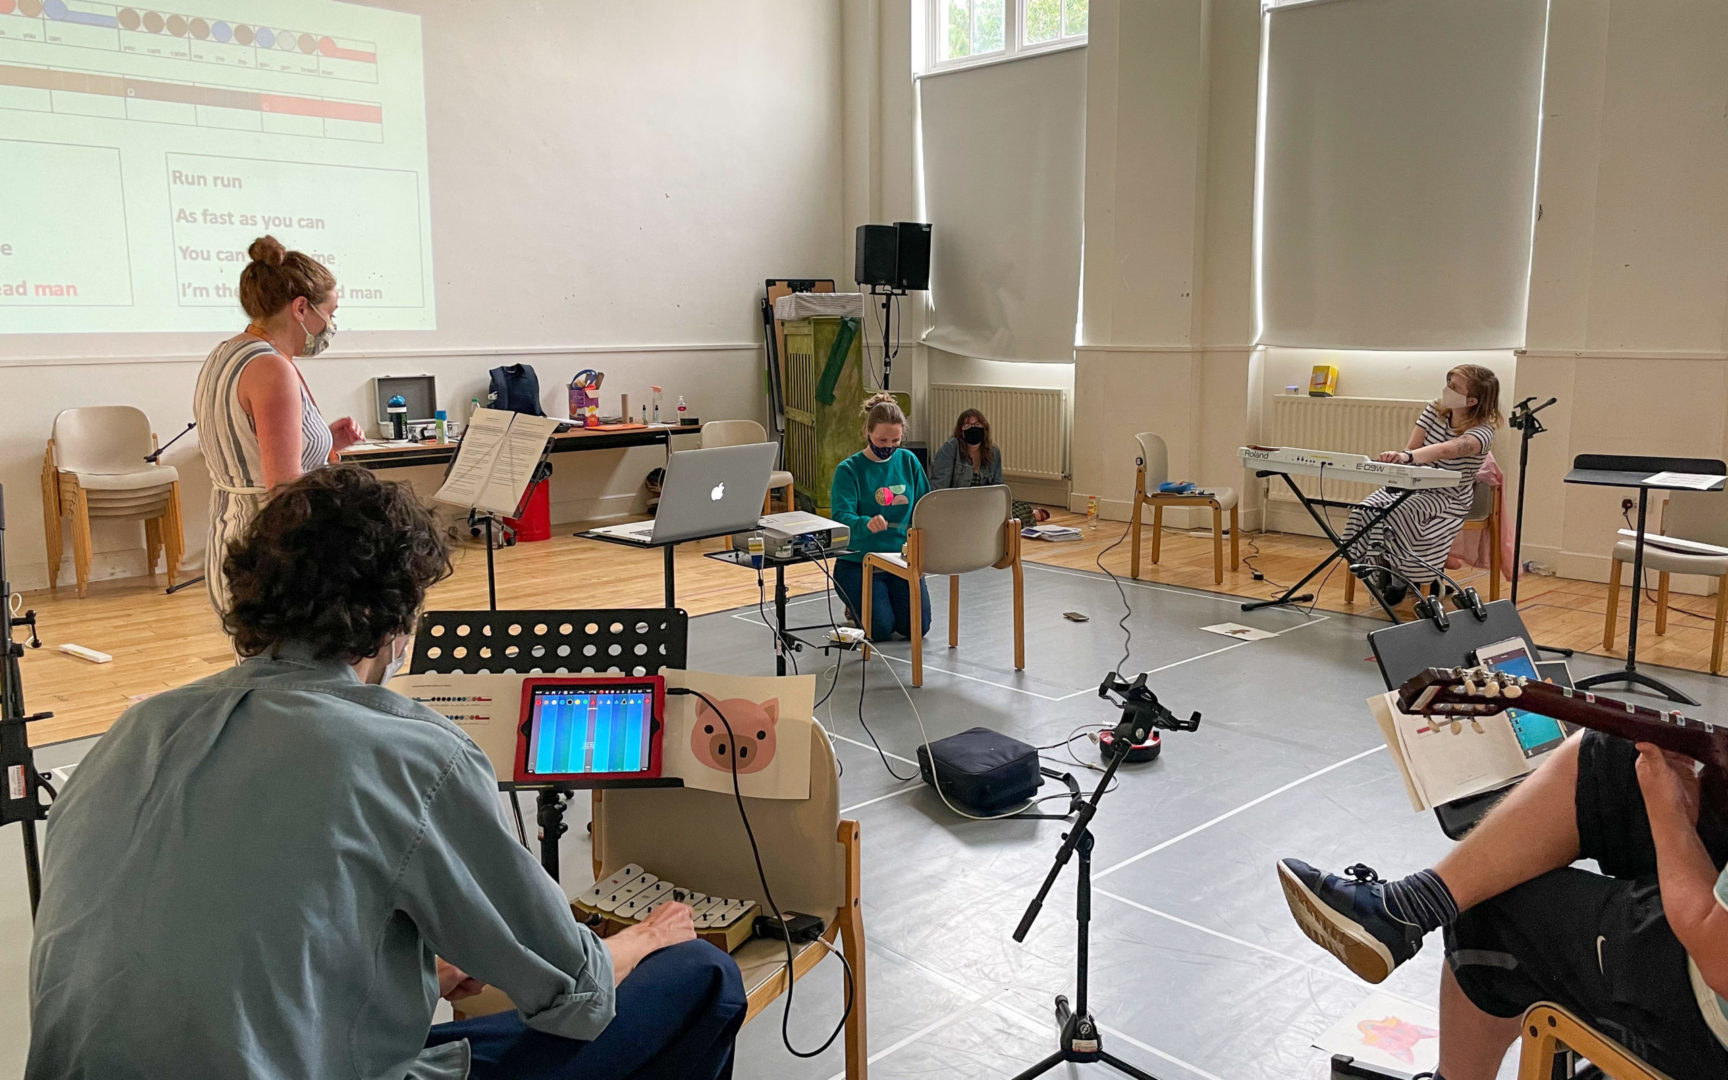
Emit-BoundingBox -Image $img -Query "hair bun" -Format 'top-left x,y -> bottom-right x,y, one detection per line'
247,235 -> 286,267
861,391 -> 897,415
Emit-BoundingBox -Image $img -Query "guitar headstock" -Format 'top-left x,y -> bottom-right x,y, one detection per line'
1396,666 -> 1526,718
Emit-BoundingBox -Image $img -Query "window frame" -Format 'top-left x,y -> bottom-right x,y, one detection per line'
922,0 -> 1088,77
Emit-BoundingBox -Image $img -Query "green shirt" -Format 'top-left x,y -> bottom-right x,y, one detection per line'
829,448 -> 929,563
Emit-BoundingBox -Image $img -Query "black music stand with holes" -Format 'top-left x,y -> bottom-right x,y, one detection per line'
407,608 -> 688,881
1564,455 -> 1727,706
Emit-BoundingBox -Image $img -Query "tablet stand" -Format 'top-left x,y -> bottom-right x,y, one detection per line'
408,607 -> 688,880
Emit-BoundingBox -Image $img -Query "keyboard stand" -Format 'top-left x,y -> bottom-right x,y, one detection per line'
1241,470 -> 1414,622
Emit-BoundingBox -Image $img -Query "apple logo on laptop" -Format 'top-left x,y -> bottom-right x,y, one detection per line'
711,482 -> 725,502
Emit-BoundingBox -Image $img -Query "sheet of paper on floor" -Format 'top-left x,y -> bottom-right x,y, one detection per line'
1313,991 -> 1440,1079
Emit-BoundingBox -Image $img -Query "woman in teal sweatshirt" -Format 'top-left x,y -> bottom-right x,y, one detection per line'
829,393 -> 931,641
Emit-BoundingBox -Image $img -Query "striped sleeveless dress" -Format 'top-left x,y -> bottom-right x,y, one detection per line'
1344,403 -> 1493,586
193,334 -> 333,617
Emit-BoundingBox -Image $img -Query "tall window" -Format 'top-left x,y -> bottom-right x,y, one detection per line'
928,0 -> 1087,73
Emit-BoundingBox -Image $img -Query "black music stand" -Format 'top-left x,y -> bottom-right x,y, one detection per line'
1564,455 -> 1726,706
407,608 -> 688,880
1367,599 -> 1547,839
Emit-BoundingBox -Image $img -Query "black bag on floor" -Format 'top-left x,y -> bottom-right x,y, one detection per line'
917,726 -> 1042,815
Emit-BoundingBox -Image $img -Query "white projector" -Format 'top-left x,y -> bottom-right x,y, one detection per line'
735,512 -> 849,560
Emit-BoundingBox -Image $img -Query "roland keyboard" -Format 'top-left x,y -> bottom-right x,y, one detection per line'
1238,446 -> 1463,490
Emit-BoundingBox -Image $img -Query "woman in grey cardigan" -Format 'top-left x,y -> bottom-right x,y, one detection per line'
927,408 -> 1050,527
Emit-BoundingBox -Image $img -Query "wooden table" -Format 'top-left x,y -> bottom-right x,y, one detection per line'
338,423 -> 681,471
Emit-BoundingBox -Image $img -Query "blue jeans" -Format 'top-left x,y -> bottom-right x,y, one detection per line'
834,557 -> 932,641
425,940 -> 746,1080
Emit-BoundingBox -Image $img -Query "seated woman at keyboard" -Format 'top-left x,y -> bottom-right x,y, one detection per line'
830,392 -> 932,641
1348,364 -> 1501,604
929,407 -> 1050,527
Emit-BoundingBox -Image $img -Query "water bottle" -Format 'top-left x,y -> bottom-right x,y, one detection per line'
434,409 -> 449,444
1086,495 -> 1098,530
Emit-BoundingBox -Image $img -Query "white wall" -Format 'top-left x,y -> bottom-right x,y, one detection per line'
5,1 -> 845,591
1519,0 -> 1728,584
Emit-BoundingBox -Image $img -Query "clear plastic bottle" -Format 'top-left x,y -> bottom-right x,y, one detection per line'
434,409 -> 449,444
676,395 -> 688,425
1086,495 -> 1098,530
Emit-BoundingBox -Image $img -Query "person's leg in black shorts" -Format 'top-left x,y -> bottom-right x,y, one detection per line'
1278,731 -> 1728,1080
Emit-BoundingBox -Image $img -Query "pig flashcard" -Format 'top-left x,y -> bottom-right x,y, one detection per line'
662,670 -> 814,800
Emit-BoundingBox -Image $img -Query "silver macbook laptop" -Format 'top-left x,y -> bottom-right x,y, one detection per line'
588,442 -> 779,545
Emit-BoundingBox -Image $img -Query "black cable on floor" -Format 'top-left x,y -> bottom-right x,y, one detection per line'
856,648 -> 917,782
1094,518 -> 1137,677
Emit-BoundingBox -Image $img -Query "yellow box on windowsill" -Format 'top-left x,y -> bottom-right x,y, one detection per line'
1309,364 -> 1339,397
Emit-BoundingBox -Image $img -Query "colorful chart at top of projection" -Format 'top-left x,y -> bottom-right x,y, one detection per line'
0,0 -> 378,84
0,0 -> 433,333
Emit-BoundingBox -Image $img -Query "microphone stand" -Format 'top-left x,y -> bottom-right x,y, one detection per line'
0,484 -> 53,917
1507,397 -> 1573,656
1008,674 -> 1200,1080
146,423 -> 208,596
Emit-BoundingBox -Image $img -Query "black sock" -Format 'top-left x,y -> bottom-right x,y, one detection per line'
1381,868 -> 1459,934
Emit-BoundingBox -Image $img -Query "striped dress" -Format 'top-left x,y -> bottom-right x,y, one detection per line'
193,334 -> 333,617
1345,404 -> 1493,586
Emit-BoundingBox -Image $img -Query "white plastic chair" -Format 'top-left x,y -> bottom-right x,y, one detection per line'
1129,432 -> 1239,585
1604,488 -> 1728,673
41,406 -> 184,597
701,420 -> 794,514
862,484 -> 1024,687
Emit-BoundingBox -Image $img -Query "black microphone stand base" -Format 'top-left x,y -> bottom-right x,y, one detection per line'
1010,989 -> 1161,1080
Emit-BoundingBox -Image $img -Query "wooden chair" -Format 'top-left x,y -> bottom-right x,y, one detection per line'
455,732 -> 868,1079
702,419 -> 795,515
860,484 -> 1025,688
1603,488 -> 1728,674
1517,1003 -> 1671,1080
1129,432 -> 1238,585
1345,480 -> 1500,604
41,406 -> 184,598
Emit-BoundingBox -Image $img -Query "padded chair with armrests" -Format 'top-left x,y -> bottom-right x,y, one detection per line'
1517,1003 -> 1671,1080
455,731 -> 868,1079
41,406 -> 184,598
702,420 -> 795,515
860,484 -> 1024,688
1129,432 -> 1238,585
1345,480 -> 1501,604
1602,488 -> 1728,674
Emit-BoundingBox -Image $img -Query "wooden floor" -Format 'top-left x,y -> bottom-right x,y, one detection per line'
15,508 -> 1723,745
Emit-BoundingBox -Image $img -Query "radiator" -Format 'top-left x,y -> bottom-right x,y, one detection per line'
927,384 -> 1068,481
1264,396 -> 1427,508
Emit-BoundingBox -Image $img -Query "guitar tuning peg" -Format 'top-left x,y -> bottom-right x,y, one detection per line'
1461,677 -> 1478,696
1503,682 -> 1523,699
1481,681 -> 1500,699
1470,719 -> 1485,734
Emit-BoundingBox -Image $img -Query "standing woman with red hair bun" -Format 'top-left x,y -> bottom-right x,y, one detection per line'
192,235 -> 363,617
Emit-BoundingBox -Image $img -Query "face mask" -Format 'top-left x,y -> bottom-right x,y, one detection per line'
377,635 -> 408,686
1440,386 -> 1469,412
867,442 -> 896,461
296,303 -> 337,358
962,427 -> 986,446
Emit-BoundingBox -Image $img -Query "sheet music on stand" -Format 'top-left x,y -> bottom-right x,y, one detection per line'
433,408 -> 561,517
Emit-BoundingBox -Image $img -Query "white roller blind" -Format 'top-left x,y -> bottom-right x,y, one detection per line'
1258,0 -> 1549,350
918,49 -> 1086,362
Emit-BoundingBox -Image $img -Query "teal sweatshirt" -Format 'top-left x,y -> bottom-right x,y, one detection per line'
829,448 -> 929,563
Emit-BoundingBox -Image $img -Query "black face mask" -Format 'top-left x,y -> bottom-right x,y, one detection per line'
962,427 -> 986,446
867,442 -> 896,460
